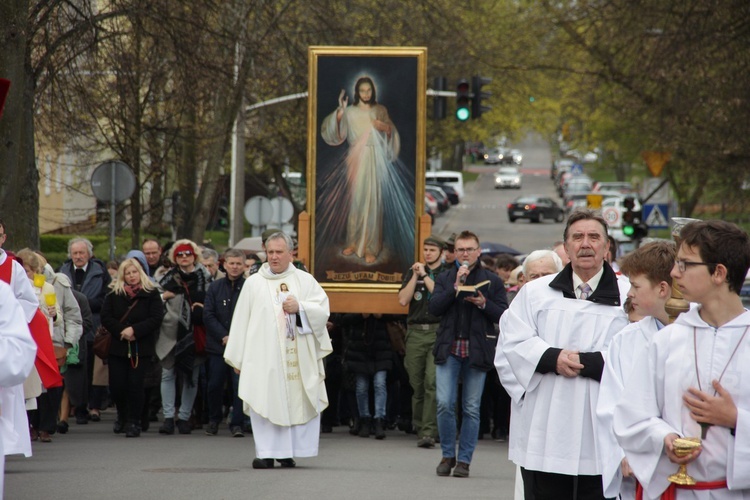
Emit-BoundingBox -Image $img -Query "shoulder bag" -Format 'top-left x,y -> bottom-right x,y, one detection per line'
94,299 -> 139,359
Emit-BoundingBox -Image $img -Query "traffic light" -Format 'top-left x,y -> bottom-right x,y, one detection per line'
471,75 -> 491,119
456,79 -> 470,121
433,76 -> 446,120
621,196 -> 648,239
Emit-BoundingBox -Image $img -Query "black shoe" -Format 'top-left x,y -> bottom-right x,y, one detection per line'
141,418 -> 150,433
126,424 -> 141,438
321,424 -> 333,433
358,417 -> 371,438
57,421 -> 69,434
252,458 -> 274,469
89,411 -> 101,422
374,418 -> 386,440
205,422 -> 219,436
75,415 -> 88,425
176,419 -> 192,435
159,418 -> 175,435
113,419 -> 125,434
231,426 -> 245,438
277,458 -> 296,468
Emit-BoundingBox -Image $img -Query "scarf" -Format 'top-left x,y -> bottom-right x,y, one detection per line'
124,283 -> 142,299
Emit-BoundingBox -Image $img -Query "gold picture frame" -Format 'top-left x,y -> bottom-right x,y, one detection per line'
306,46 -> 427,299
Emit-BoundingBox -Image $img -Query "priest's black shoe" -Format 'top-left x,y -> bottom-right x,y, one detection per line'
276,458 -> 296,468
252,458 -> 274,469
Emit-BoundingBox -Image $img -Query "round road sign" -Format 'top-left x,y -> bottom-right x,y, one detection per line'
602,207 -> 620,226
91,160 -> 136,203
244,196 -> 273,226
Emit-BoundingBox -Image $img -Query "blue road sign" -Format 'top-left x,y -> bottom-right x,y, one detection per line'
643,203 -> 669,229
571,163 -> 584,175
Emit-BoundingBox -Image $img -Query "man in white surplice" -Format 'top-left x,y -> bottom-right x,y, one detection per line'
500,210 -> 629,499
614,220 -> 750,499
224,232 -> 331,469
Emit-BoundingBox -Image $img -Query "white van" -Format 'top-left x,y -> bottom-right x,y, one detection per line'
425,170 -> 464,200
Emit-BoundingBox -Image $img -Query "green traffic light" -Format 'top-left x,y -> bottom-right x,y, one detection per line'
456,107 -> 470,121
622,225 -> 635,237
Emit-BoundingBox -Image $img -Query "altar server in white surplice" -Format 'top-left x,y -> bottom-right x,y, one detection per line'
224,232 -> 331,470
614,220 -> 750,499
0,281 -> 38,497
595,241 -> 674,500
501,210 -> 629,500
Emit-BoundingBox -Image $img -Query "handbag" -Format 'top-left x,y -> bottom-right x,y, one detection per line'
94,299 -> 140,359
53,345 -> 68,368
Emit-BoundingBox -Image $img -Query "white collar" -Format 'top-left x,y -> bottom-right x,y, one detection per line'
572,265 -> 604,298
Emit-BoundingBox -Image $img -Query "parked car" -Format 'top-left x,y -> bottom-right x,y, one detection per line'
592,181 -> 635,195
509,149 -> 523,165
425,185 -> 450,213
551,158 -> 575,180
425,170 -> 464,199
425,193 -> 438,221
507,195 -> 565,223
560,175 -> 593,198
428,182 -> 459,205
494,166 -> 522,189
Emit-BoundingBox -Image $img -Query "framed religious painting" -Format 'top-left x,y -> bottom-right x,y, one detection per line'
306,46 -> 427,304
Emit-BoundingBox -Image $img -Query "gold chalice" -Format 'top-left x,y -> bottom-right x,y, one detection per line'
668,437 -> 702,485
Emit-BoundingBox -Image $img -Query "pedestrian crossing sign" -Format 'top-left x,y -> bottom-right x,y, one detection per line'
643,204 -> 669,229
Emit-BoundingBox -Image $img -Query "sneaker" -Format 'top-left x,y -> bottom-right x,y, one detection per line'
276,458 -> 296,468
158,418 -> 175,435
453,461 -> 470,478
252,458 -> 274,469
176,419 -> 192,435
231,426 -> 245,438
205,422 -> 219,436
417,436 -> 436,448
436,457 -> 456,477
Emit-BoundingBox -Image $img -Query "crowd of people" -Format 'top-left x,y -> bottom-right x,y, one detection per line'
2,212 -> 750,499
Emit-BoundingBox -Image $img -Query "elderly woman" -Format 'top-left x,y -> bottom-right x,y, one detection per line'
16,248 -> 63,443
156,239 -> 211,435
100,258 -> 163,437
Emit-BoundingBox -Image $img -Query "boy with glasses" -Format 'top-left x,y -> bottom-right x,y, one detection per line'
614,220 -> 750,499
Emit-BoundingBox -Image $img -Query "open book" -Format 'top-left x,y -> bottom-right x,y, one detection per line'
455,280 -> 491,299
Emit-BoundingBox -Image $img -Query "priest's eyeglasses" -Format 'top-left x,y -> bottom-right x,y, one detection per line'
674,259 -> 715,273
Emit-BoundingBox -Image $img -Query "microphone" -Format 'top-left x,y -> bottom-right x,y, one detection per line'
459,260 -> 469,284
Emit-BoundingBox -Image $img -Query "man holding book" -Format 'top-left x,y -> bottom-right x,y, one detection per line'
429,230 -> 508,478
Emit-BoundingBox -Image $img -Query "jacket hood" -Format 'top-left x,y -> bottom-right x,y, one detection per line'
125,250 -> 149,274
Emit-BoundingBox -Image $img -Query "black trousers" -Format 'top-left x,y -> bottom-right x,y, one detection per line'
520,468 -> 609,500
28,386 -> 64,433
108,355 -> 145,425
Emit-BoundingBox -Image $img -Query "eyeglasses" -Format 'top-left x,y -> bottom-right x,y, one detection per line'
455,247 -> 478,254
674,259 -> 715,273
176,251 -> 193,257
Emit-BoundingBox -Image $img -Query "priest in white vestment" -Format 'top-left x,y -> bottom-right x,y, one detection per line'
614,220 -> 750,499
501,211 -> 629,499
0,281 -> 38,497
224,232 -> 331,469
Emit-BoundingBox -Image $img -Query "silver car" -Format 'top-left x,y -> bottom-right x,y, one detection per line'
494,166 -> 522,189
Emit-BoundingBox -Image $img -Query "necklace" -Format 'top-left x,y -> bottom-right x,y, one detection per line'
692,325 -> 749,437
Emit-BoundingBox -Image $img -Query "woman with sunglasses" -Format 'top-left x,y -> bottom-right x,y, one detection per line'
101,258 -> 163,437
156,239 -> 211,435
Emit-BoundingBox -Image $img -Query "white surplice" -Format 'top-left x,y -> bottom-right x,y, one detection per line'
0,282 -> 38,496
596,317 -> 660,500
614,307 -> 750,499
501,273 -> 629,476
224,263 -> 331,458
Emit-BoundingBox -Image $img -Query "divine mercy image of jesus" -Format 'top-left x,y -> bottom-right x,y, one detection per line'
314,70 -> 416,283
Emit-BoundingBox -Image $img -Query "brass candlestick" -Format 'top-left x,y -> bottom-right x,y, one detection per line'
667,437 -> 702,485
665,218 -> 700,324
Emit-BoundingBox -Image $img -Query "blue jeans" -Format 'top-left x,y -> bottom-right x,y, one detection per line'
206,354 -> 244,427
161,366 -> 199,421
355,371 -> 387,419
436,355 -> 487,464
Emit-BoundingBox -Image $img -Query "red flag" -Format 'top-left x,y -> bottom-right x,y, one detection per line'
28,309 -> 63,389
0,79 -> 9,120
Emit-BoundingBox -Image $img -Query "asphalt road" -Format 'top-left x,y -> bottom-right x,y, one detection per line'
6,409 -> 517,500
433,133 -> 566,254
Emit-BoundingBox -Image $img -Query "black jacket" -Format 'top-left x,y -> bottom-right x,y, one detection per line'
429,262 -> 508,371
203,275 -> 245,355
339,314 -> 395,375
100,288 -> 164,358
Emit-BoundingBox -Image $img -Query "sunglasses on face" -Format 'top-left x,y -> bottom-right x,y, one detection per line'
176,251 -> 193,257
